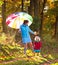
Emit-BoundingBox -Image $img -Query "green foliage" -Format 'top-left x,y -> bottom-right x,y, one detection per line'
31,17 -> 41,31
48,1 -> 58,16
43,34 -> 52,43
44,18 -> 54,30
0,0 -> 4,6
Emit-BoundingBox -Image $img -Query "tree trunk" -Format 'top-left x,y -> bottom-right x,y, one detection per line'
2,0 -> 7,33
40,0 -> 47,34
33,0 -> 40,17
21,0 -> 24,11
28,0 -> 34,16
55,16 -> 58,39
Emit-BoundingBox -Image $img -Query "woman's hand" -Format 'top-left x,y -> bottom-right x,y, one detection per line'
34,31 -> 37,35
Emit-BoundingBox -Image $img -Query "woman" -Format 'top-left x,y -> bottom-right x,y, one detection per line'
20,20 -> 35,55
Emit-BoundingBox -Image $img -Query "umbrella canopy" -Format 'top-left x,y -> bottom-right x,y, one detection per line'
6,12 -> 33,29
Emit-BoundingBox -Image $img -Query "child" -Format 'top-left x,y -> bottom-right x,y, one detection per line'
33,33 -> 42,56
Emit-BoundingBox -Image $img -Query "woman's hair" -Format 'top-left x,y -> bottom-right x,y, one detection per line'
23,20 -> 29,24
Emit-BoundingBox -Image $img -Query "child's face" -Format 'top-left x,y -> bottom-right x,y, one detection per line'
34,35 -> 40,41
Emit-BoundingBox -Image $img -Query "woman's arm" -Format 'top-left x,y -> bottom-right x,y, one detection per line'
28,26 -> 34,34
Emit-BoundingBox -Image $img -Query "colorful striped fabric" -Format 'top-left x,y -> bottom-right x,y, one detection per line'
6,12 -> 33,29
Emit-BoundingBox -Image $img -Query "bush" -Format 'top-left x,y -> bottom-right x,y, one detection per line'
30,16 -> 41,31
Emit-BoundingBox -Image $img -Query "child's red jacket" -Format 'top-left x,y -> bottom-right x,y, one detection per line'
33,41 -> 42,50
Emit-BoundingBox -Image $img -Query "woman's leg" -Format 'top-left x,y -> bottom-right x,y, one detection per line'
24,43 -> 27,54
29,42 -> 34,51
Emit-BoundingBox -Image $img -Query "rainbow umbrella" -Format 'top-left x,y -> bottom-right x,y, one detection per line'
6,12 -> 33,29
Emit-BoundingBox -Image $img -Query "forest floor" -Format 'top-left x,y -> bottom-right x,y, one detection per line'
0,33 -> 58,65
0,43 -> 58,65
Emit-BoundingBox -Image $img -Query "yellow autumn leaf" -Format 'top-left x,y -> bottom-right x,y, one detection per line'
48,54 -> 54,59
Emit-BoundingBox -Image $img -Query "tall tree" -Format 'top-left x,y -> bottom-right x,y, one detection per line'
48,1 -> 58,38
33,0 -> 47,34
54,1 -> 58,38
28,0 -> 34,16
2,0 -> 7,33
21,0 -> 24,11
33,0 -> 40,17
55,16 -> 58,38
40,0 -> 47,34
28,0 -> 47,33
